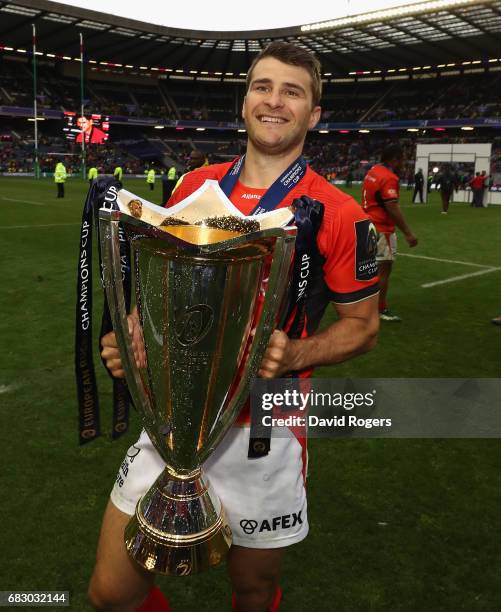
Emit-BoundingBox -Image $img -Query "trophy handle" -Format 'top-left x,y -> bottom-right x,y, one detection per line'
99,210 -> 156,426
273,227 -> 297,330
196,229 -> 296,463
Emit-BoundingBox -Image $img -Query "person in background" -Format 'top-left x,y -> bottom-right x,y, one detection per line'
113,166 -> 123,182
88,166 -> 98,185
54,159 -> 67,198
345,167 -> 353,188
170,150 -> 208,197
146,165 -> 155,191
427,171 -> 434,193
162,164 -> 178,203
186,149 -> 208,172
480,170 -> 489,205
468,172 -> 485,208
436,166 -> 458,214
412,168 -> 424,203
362,144 -> 418,322
405,168 -> 414,191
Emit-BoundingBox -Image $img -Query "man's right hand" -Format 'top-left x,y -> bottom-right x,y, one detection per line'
101,311 -> 146,379
405,232 -> 418,247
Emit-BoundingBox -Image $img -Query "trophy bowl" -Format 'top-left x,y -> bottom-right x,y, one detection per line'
99,205 -> 296,575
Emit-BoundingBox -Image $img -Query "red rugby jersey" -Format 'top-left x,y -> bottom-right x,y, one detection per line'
469,175 -> 485,189
168,161 -> 379,317
362,163 -> 400,233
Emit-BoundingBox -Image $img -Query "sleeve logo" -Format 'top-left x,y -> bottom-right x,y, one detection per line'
355,220 -> 378,281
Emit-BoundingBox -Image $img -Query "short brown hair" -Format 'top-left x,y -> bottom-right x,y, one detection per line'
246,42 -> 322,107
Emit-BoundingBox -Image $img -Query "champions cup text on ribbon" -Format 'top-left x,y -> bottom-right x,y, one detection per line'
220,156 -> 324,457
75,178 -> 131,444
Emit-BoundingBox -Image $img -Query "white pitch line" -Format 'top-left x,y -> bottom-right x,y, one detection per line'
399,252 -> 495,269
0,383 -> 21,394
0,222 -> 79,230
0,196 -> 44,206
422,267 -> 501,288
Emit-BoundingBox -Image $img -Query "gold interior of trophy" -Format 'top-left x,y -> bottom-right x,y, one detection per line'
120,184 -> 294,240
158,224 -> 242,245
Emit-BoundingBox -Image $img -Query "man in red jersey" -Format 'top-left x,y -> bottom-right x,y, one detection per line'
468,172 -> 486,208
362,145 -> 418,322
76,116 -> 107,145
89,42 -> 379,612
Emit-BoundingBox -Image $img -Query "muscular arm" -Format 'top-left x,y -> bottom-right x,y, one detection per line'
258,293 -> 379,378
384,201 -> 417,246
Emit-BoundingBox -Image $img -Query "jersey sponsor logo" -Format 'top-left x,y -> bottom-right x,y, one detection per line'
239,511 -> 303,535
355,219 -> 378,282
240,519 -> 258,534
241,193 -> 262,200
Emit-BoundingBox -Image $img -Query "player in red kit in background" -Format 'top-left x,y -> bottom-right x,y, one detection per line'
362,144 -> 418,322
468,172 -> 486,208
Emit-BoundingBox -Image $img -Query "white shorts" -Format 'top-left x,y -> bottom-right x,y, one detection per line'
111,426 -> 308,549
376,231 -> 397,262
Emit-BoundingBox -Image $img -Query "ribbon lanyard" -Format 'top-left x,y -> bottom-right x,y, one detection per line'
219,154 -> 307,215
75,178 -> 131,444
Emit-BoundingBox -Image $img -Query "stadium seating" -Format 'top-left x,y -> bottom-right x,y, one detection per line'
1,54 -> 500,183
2,55 -> 500,125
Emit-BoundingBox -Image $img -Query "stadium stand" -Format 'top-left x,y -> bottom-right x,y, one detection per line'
2,53 -> 501,123
0,0 -> 500,190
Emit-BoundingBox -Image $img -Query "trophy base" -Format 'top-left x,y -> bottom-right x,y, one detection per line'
124,467 -> 232,576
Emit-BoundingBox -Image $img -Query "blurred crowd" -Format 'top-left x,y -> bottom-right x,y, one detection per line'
2,129 -> 500,191
1,58 -> 500,125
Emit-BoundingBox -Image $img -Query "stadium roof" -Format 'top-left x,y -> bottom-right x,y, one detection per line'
56,0 -> 429,32
1,0 -> 501,76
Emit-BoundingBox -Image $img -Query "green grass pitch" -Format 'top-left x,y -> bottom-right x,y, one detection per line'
0,177 -> 500,610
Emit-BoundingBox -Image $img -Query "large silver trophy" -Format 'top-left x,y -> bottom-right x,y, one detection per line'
99,182 -> 296,576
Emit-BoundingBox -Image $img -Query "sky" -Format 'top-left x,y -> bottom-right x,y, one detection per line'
60,0 -> 422,32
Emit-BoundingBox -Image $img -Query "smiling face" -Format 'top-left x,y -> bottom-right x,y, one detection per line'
77,116 -> 93,133
242,57 -> 321,158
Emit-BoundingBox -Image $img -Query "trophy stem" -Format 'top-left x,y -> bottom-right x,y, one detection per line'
124,467 -> 232,576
